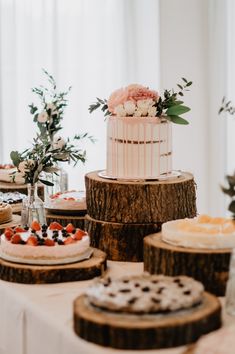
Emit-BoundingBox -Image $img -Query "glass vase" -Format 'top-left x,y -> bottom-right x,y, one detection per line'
44,166 -> 68,202
21,183 -> 46,226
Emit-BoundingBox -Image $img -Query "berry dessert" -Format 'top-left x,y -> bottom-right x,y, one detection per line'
0,221 -> 91,265
0,191 -> 26,205
46,190 -> 86,214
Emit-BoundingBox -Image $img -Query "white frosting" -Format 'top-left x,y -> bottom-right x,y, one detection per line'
106,116 -> 172,179
86,274 -> 204,313
1,230 -> 90,264
162,216 -> 235,249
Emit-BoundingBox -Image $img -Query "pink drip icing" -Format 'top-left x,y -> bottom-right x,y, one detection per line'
158,122 -> 161,176
150,121 -> 153,177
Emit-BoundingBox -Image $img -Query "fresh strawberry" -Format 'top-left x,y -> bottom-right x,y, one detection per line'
44,238 -> 55,246
11,234 -> 22,244
14,226 -> 26,233
49,222 -> 63,230
64,236 -> 76,245
31,220 -> 41,231
4,228 -> 14,240
74,229 -> 87,240
27,236 -> 38,246
65,223 -> 75,233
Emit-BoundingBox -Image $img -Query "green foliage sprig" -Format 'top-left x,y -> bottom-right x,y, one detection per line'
219,97 -> 235,115
221,172 -> 235,219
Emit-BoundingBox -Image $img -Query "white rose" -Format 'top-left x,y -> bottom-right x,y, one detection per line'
137,99 -> 154,116
148,106 -> 157,117
18,160 -> 35,173
14,172 -> 26,184
114,104 -> 126,117
133,108 -> 142,117
123,101 -> 136,115
37,111 -> 49,123
53,136 -> 66,149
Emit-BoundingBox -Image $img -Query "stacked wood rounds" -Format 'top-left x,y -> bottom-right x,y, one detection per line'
85,170 -> 197,261
144,233 -> 231,296
73,292 -> 221,349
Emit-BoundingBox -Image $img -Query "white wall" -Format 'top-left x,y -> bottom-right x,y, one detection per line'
160,0 -> 226,215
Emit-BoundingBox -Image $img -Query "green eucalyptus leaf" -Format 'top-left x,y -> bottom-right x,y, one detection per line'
166,105 -> 190,116
39,178 -> 54,186
10,151 -> 21,167
167,115 -> 189,125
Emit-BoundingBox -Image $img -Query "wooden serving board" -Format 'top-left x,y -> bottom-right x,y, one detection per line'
144,233 -> 231,296
0,214 -> 21,234
0,248 -> 107,284
46,212 -> 86,230
73,292 -> 221,350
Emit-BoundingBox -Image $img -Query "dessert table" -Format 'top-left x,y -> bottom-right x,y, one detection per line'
0,261 -> 233,354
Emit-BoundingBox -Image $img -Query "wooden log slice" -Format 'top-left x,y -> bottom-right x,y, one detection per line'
144,233 -> 231,296
85,170 -> 197,223
73,292 -> 221,350
0,248 -> 107,284
0,181 -> 44,201
0,214 -> 21,235
46,212 -> 86,230
85,214 -> 161,262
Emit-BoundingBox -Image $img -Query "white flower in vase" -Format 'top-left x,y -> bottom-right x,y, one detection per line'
14,172 -> 26,184
38,111 -> 49,123
18,160 -> 35,173
53,136 -> 66,150
46,103 -> 58,115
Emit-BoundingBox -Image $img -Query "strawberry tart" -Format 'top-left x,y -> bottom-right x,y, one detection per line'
0,221 -> 92,265
162,215 -> 235,249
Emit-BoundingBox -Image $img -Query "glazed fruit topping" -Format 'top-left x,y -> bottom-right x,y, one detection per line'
74,229 -> 87,240
31,221 -> 41,231
14,226 -> 26,233
65,223 -> 75,233
49,222 -> 63,230
27,236 -> 38,246
44,239 -> 55,246
11,234 -> 22,244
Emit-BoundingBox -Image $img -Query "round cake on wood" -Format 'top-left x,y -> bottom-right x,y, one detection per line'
74,273 -> 222,349
0,203 -> 12,224
144,215 -> 234,296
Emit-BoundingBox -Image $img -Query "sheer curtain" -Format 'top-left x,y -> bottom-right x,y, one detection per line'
0,0 -> 160,189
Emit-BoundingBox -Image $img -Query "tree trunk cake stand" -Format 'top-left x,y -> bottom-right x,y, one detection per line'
0,181 -> 44,200
0,214 -> 21,235
73,292 -> 221,350
144,233 -> 231,296
0,248 -> 107,284
46,211 -> 86,230
85,170 -> 197,262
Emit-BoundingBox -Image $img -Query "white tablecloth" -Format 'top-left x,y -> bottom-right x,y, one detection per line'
0,261 -> 233,354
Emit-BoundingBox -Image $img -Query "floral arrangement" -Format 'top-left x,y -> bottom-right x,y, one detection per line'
221,172 -> 235,219
10,70 -> 92,186
89,78 -> 192,124
219,97 -> 235,115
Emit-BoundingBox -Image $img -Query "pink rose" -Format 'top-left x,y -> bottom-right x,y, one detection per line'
107,84 -> 159,114
107,88 -> 129,114
126,84 -> 159,102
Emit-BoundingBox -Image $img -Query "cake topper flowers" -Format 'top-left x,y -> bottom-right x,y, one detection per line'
89,78 -> 192,124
